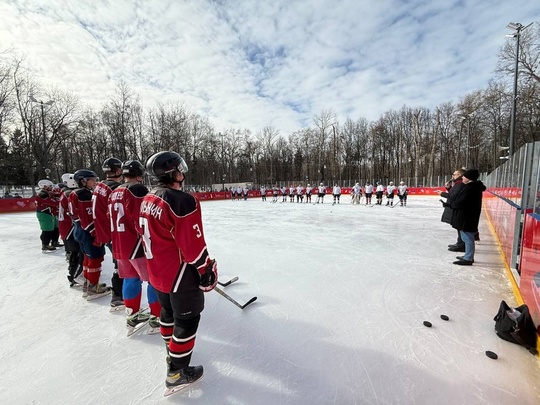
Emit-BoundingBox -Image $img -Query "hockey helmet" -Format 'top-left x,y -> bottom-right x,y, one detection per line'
389,181 -> 394,185
61,173 -> 77,189
399,181 -> 405,185
37,179 -> 54,190
74,169 -> 98,187
122,160 -> 145,177
320,182 -> 324,186
102,157 -> 122,173
146,151 -> 188,178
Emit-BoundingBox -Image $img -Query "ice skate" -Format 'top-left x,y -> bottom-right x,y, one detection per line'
148,315 -> 160,335
86,283 -> 110,301
42,244 -> 56,252
70,274 -> 85,288
109,295 -> 125,312
164,365 -> 204,397
126,310 -> 150,337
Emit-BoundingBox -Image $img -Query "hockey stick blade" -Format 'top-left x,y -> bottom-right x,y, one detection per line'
218,276 -> 239,287
214,286 -> 257,310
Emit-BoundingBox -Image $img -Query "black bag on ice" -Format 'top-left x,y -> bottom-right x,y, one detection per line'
493,300 -> 538,355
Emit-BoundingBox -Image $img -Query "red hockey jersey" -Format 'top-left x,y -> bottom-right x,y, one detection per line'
139,187 -> 211,293
92,179 -> 122,245
35,191 -> 59,216
68,187 -> 95,234
58,190 -> 74,240
109,183 -> 148,260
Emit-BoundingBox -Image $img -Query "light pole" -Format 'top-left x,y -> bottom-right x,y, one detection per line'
219,132 -> 226,191
30,95 -> 54,177
506,22 -> 532,157
460,114 -> 473,168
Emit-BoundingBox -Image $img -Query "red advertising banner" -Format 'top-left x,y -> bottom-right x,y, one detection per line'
519,212 -> 540,327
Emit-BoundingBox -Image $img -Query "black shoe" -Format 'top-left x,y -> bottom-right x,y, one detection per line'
453,259 -> 473,266
448,246 -> 466,252
474,233 -> 480,241
448,243 -> 458,248
456,256 -> 474,263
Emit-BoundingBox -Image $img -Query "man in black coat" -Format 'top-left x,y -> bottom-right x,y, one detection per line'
447,169 -> 486,265
436,168 -> 465,252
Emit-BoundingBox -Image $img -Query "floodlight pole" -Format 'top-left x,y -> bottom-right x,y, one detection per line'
30,96 -> 54,177
507,22 -> 532,157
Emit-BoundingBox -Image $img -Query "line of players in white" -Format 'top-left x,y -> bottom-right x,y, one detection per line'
259,181 -> 409,206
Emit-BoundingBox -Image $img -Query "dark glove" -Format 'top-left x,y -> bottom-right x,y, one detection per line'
199,259 -> 218,292
439,199 -> 449,207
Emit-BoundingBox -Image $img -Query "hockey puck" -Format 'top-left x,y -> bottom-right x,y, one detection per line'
485,351 -> 498,360
423,321 -> 432,328
440,314 -> 449,321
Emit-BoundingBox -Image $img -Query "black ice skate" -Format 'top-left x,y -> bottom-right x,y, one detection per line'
164,365 -> 204,397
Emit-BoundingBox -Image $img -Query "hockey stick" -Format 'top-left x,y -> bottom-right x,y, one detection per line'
218,276 -> 239,287
214,286 -> 257,309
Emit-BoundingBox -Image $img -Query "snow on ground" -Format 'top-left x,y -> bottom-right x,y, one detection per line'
1,195 -> 540,405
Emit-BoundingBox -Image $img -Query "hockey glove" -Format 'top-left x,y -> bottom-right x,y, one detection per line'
199,259 -> 218,292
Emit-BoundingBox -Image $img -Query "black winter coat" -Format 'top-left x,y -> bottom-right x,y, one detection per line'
440,178 -> 464,224
449,180 -> 486,232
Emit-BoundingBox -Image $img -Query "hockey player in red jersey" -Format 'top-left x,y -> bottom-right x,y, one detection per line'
92,158 -> 124,308
69,169 -> 110,300
140,151 -> 218,393
58,173 -> 84,287
35,179 -> 60,251
109,160 -> 161,334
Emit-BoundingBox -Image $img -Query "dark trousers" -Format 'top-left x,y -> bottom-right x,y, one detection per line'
156,264 -> 204,371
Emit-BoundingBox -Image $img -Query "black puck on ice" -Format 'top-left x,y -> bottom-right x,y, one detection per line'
440,314 -> 449,321
423,321 -> 432,328
485,350 -> 498,360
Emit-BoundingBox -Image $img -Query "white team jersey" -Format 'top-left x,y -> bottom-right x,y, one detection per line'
398,185 -> 408,195
386,185 -> 396,194
365,184 -> 373,193
376,184 -> 384,192
333,186 -> 341,195
296,186 -> 304,195
352,185 -> 361,195
306,186 -> 312,194
289,187 -> 295,194
281,187 -> 287,194
260,187 -> 266,194
318,186 -> 326,194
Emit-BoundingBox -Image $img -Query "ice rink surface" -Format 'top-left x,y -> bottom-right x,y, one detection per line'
1,195 -> 539,404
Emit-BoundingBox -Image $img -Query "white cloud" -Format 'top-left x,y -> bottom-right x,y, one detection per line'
0,0 -> 538,134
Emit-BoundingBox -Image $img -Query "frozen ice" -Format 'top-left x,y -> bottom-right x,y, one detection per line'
1,196 -> 539,404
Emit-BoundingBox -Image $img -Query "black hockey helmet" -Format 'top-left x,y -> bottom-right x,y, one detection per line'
146,151 -> 188,178
74,169 -> 98,187
122,160 -> 145,177
102,157 -> 123,173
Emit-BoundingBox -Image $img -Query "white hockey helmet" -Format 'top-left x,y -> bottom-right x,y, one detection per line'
389,181 -> 394,185
399,181 -> 405,185
37,179 -> 54,190
320,182 -> 324,186
61,173 -> 77,189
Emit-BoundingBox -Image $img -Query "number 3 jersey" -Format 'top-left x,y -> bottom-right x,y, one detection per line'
139,186 -> 211,293
109,183 -> 148,260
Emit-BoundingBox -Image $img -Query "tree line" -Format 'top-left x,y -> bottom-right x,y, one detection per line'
0,23 -> 539,190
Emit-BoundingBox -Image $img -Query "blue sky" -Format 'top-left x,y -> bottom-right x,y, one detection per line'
1,0 -> 538,134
